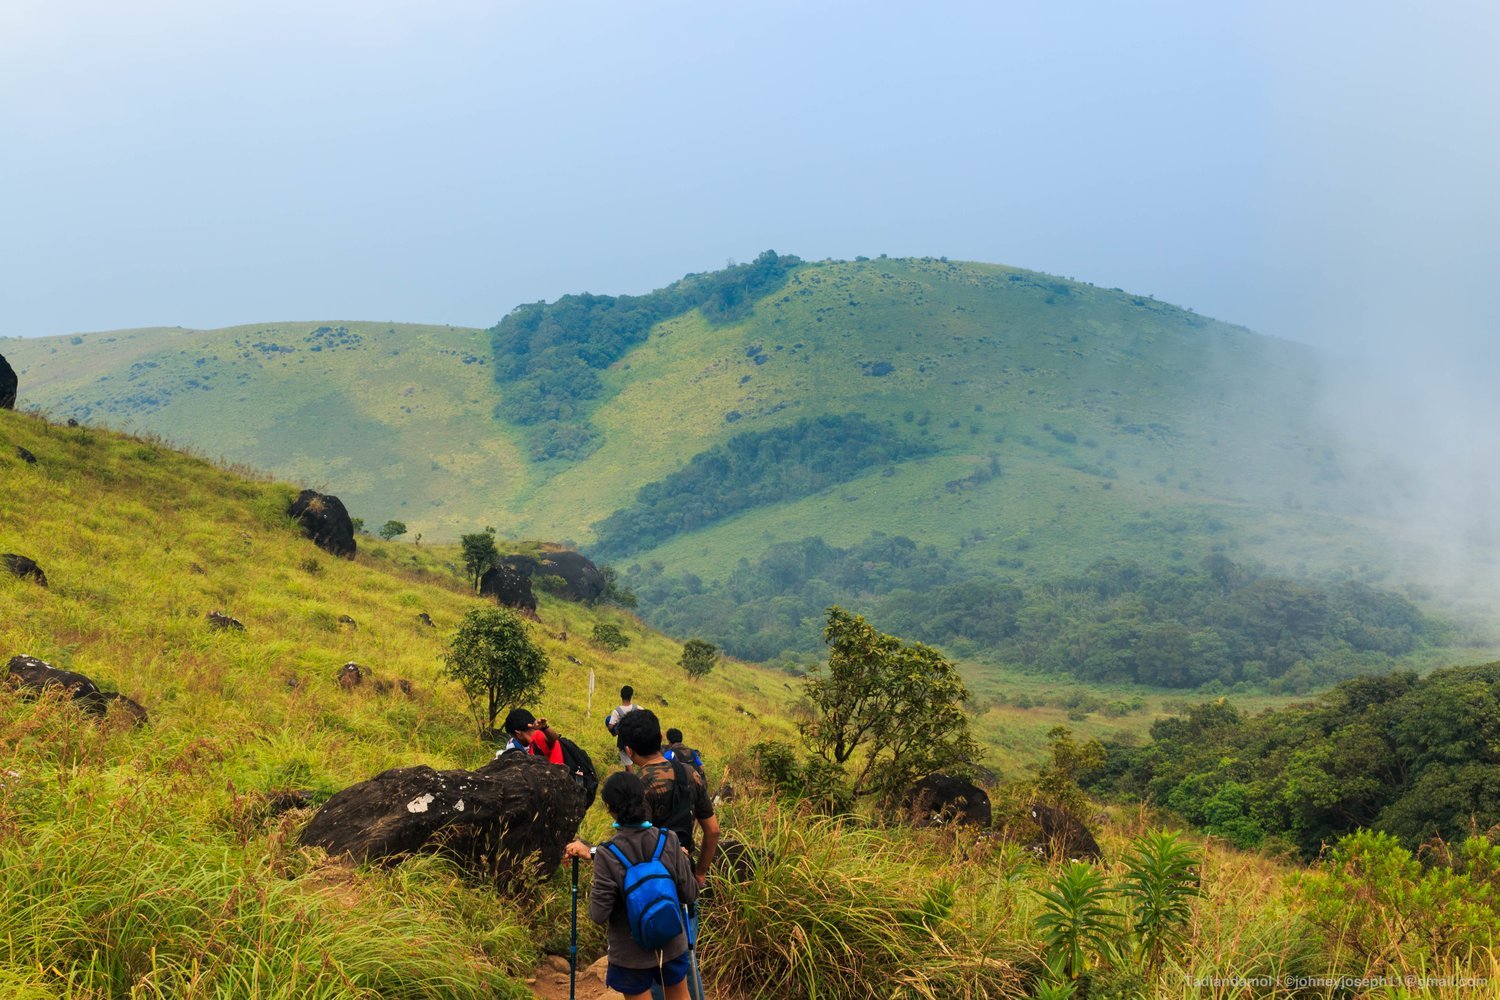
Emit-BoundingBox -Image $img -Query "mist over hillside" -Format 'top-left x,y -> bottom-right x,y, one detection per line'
6,255 -> 1497,676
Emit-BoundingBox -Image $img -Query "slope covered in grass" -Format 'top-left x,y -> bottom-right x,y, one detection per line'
1,410 -> 1496,999
0,408 -> 796,996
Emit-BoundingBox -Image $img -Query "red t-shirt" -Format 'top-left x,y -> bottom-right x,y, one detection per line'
530,729 -> 565,765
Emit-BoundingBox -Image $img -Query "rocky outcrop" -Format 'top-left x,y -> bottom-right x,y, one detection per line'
206,610 -> 244,632
14,446 -> 36,465
478,564 -> 537,613
299,752 -> 587,884
906,774 -> 992,827
2,554 -> 47,587
416,612 -> 435,628
1029,803 -> 1103,861
6,655 -> 148,725
0,353 -> 15,410
288,489 -> 356,559
337,662 -> 362,691
498,550 -> 606,603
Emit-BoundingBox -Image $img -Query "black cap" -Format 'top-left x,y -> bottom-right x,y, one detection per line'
503,708 -> 536,734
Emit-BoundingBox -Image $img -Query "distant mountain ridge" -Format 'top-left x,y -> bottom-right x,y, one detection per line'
4,255 -> 1480,669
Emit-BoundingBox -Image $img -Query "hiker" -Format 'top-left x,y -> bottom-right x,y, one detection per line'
565,773 -> 698,1000
606,685 -> 640,770
662,728 -> 705,778
495,707 -> 600,807
494,707 -> 564,765
616,709 -> 720,889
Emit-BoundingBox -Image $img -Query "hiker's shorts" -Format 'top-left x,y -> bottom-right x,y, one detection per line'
605,952 -> 690,994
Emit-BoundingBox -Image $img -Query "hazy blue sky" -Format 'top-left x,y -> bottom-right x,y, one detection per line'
3,0 -> 1496,358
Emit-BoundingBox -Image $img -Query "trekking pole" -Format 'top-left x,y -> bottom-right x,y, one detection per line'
569,856 -> 580,1000
685,901 -> 706,1000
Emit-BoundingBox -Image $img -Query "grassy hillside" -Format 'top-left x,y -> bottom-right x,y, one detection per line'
2,321 -> 531,540
2,410 -> 1497,999
7,257 -> 1493,678
0,408 -> 793,996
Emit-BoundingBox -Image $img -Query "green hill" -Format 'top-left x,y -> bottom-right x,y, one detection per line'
6,256 -> 1492,677
3,402 -> 1496,999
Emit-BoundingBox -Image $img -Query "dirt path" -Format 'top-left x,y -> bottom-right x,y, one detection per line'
526,956 -> 742,1000
527,954 -> 614,1000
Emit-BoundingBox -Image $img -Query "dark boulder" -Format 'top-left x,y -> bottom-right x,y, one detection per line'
299,752 -> 587,883
710,837 -> 773,884
7,655 -> 100,703
1029,803 -> 1103,862
0,353 -> 15,410
498,550 -> 606,603
206,610 -> 244,632
15,446 -> 36,465
416,612 -> 435,628
337,614 -> 356,630
478,564 -> 537,613
288,489 -> 356,559
6,655 -> 147,724
338,662 -> 363,691
907,774 -> 992,828
2,554 -> 47,587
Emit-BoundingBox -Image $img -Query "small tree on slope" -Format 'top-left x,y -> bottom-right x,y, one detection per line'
443,607 -> 548,733
803,605 -> 980,801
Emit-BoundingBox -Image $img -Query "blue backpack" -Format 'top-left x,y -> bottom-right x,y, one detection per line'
604,830 -> 685,950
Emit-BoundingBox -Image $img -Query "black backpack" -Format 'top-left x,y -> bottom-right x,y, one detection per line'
656,759 -> 695,844
556,736 -> 599,808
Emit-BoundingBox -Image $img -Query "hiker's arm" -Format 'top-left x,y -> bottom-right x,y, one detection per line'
694,814 -> 720,886
587,852 -> 617,924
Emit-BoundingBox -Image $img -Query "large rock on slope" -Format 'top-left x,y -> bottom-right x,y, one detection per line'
6,654 -> 148,724
499,550 -> 606,603
1029,803 -> 1103,861
288,489 -> 356,559
2,554 -> 47,587
299,752 -> 586,884
906,774 -> 992,827
0,353 -> 15,410
478,563 -> 537,613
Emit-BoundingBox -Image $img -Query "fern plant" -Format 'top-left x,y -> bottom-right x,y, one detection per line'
1033,861 -> 1120,983
1118,829 -> 1201,977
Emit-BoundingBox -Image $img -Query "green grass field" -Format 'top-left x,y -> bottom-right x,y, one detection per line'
3,409 -> 1498,998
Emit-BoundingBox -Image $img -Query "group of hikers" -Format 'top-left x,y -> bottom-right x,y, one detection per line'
498,687 -> 717,1000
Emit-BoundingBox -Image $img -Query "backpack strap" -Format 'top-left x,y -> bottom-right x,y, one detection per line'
604,842 -> 630,868
650,829 -> 667,862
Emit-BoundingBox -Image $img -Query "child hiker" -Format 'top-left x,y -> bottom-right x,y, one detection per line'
565,772 -> 698,1000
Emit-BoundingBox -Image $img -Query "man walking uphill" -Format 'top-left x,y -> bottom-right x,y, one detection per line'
615,710 -> 719,888
606,686 -> 639,771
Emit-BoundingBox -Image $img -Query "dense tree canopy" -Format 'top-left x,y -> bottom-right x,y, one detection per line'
627,548 -> 1442,691
489,251 -> 801,461
591,414 -> 933,558
1094,662 -> 1500,855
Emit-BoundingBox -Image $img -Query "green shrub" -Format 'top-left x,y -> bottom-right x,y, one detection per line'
591,623 -> 629,651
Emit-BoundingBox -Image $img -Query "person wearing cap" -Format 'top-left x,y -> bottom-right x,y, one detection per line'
496,707 -> 565,765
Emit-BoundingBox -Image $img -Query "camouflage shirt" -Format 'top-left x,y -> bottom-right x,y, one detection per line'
637,757 -> 714,853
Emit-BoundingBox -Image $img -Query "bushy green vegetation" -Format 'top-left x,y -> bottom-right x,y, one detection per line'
489,250 -> 800,460
804,607 -> 979,800
2,409 -> 1497,998
1096,662 -> 1500,855
591,413 -> 934,558
629,542 -> 1446,691
443,607 -> 550,732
